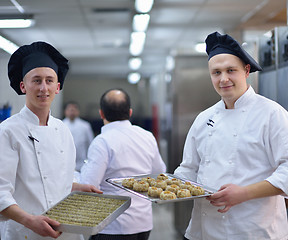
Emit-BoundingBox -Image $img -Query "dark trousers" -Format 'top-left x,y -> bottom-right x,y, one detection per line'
89,231 -> 151,240
183,237 -> 189,240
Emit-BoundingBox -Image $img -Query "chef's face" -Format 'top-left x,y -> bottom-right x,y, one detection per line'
65,104 -> 80,121
20,67 -> 60,112
208,54 -> 250,109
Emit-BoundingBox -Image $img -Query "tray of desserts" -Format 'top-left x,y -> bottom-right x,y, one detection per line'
106,173 -> 216,204
43,191 -> 131,235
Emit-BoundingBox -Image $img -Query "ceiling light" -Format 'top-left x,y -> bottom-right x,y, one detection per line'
129,57 -> 142,70
128,72 -> 141,84
129,32 -> 146,56
133,14 -> 150,32
135,0 -> 154,13
195,43 -> 206,53
0,19 -> 34,28
0,35 -> 19,54
0,15 -> 34,28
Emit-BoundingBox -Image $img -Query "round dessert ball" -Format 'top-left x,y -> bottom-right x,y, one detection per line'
152,179 -> 167,190
133,180 -> 149,192
122,178 -> 135,189
191,186 -> 205,196
160,191 -> 177,200
157,173 -> 168,181
166,184 -> 180,194
170,178 -> 182,186
148,186 -> 163,198
177,189 -> 191,198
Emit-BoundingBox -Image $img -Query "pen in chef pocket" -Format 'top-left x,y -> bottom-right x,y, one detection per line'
28,136 -> 39,142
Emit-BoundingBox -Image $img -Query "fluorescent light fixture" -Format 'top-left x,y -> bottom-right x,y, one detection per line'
128,72 -> 141,84
133,14 -> 150,32
0,35 -> 19,54
0,19 -> 34,28
129,32 -> 146,56
135,0 -> 154,13
129,57 -> 142,70
195,43 -> 206,53
165,56 -> 175,71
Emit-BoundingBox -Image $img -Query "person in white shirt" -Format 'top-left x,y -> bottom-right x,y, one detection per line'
63,102 -> 94,171
174,32 -> 288,240
80,88 -> 166,240
0,41 -> 101,240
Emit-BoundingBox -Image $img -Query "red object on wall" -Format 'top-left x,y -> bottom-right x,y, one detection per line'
152,104 -> 159,141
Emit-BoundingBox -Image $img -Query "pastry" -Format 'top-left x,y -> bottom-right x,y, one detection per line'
121,178 -> 135,189
191,186 -> 205,196
170,178 -> 182,186
165,184 -> 180,194
177,189 -> 191,198
151,179 -> 167,190
147,187 -> 163,198
157,173 -> 168,181
133,180 -> 149,192
160,191 -> 176,200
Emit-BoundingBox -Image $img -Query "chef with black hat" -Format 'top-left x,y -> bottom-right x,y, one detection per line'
0,42 -> 101,240
174,32 -> 288,239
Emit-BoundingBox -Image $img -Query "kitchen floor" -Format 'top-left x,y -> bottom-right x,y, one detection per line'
150,203 -> 184,240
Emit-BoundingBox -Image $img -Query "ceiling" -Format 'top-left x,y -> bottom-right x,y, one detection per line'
0,0 -> 286,80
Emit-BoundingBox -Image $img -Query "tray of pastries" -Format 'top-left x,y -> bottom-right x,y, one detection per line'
106,173 -> 215,204
43,191 -> 131,235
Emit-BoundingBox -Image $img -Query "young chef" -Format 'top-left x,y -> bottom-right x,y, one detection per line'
174,32 -> 288,240
0,41 -> 101,240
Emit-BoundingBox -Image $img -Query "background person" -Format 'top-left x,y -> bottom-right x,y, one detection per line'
80,88 -> 166,240
0,41 -> 101,240
63,101 -> 94,172
174,32 -> 288,240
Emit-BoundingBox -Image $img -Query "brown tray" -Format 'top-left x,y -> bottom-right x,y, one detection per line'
43,191 -> 131,235
106,173 -> 215,204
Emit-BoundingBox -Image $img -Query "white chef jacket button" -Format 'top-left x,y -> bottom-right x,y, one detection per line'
222,215 -> 225,219
43,176 -> 47,179
55,127 -> 58,130
37,151 -> 40,155
233,133 -> 237,137
229,160 -> 232,164
202,212 -> 206,216
60,150 -> 64,153
209,132 -> 212,136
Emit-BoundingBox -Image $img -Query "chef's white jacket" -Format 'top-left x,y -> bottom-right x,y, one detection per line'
175,86 -> 288,240
80,120 -> 166,235
63,117 -> 94,171
0,106 -> 83,240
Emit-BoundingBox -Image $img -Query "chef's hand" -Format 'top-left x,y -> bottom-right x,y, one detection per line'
206,184 -> 248,213
72,182 -> 103,194
23,215 -> 62,238
0,205 -> 62,238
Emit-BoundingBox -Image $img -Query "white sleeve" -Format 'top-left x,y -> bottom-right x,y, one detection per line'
79,136 -> 109,189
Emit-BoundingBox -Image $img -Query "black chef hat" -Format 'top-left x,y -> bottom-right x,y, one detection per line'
205,31 -> 262,73
8,41 -> 69,95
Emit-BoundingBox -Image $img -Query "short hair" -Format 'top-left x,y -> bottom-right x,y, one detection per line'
100,88 -> 131,122
64,101 -> 79,111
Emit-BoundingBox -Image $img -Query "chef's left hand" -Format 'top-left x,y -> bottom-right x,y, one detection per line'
206,184 -> 248,213
72,182 -> 103,194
